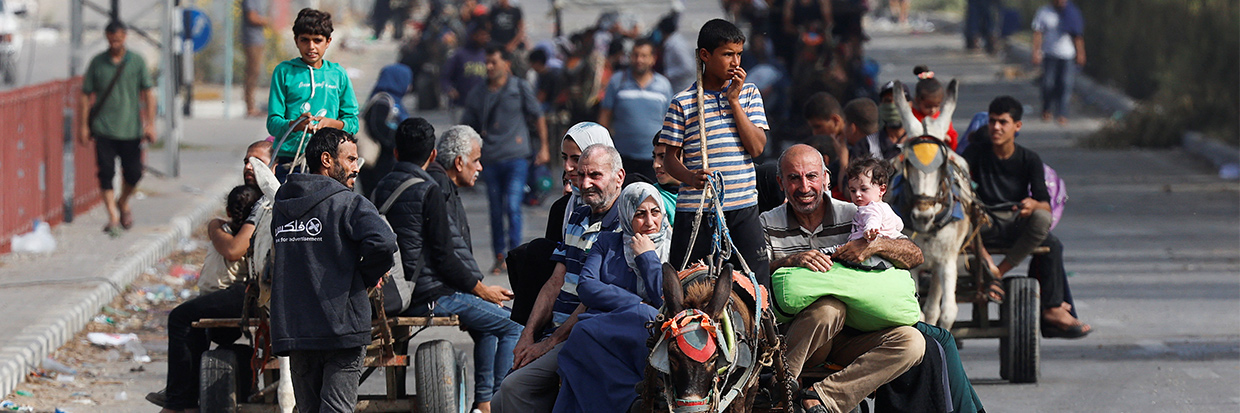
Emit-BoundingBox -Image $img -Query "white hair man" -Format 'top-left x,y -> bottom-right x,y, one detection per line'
431,125 -> 486,249
494,144 -> 627,413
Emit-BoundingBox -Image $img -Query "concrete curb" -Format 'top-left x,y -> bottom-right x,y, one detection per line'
1183,131 -> 1240,179
1005,40 -> 1240,177
0,174 -> 239,398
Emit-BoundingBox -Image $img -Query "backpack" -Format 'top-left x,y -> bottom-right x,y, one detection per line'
1042,164 -> 1067,230
376,176 -> 425,315
360,92 -> 402,166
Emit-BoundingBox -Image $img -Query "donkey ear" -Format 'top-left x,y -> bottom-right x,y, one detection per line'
706,264 -> 734,320
663,263 -> 684,315
927,79 -> 960,139
892,80 -> 926,138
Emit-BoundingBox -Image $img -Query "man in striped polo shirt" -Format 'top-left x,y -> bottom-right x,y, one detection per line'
659,19 -> 772,285
761,144 -> 927,412
495,144 -> 625,412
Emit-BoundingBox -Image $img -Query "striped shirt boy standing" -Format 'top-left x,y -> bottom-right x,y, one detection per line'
659,19 -> 772,286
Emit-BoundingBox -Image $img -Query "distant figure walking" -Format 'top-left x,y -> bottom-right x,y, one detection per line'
79,20 -> 156,237
1032,0 -> 1086,125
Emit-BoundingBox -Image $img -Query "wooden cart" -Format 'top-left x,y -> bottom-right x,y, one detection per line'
192,297 -> 473,412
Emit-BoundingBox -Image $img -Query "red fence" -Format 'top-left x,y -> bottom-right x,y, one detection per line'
0,78 -> 101,252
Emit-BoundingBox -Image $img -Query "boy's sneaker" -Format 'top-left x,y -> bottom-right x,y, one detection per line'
145,389 -> 167,407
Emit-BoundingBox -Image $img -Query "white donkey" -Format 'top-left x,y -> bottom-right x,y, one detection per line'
888,80 -> 982,330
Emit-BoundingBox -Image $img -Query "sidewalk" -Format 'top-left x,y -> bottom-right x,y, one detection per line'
0,116 -> 266,398
0,34 -> 542,401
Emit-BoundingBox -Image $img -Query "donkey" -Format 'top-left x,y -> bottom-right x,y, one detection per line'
639,261 -> 753,409
888,79 -> 981,330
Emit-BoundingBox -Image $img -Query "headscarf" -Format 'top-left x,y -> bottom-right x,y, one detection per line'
369,63 -> 414,119
618,183 -> 672,275
563,121 -> 615,157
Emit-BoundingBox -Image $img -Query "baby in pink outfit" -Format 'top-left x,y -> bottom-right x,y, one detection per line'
821,158 -> 904,270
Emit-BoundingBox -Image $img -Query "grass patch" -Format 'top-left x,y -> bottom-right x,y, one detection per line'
1004,0 -> 1238,149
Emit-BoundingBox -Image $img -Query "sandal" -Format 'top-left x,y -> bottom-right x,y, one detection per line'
1042,322 -> 1091,339
103,223 -> 123,238
120,210 -> 134,230
490,254 -> 507,275
980,277 -> 1005,304
977,264 -> 1005,304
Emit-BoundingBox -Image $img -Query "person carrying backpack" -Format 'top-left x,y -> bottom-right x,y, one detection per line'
359,63 -> 414,192
372,118 -> 523,413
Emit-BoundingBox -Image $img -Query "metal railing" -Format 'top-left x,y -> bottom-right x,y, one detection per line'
0,77 -> 101,252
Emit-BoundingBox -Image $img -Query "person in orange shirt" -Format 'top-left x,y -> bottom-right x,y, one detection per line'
910,65 -> 958,150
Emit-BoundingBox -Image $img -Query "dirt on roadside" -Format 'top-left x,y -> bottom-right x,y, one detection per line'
3,231 -> 211,413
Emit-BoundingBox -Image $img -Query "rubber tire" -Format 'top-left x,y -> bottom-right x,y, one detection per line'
200,348 -> 240,412
415,339 -> 461,413
999,276 -> 1041,383
455,349 -> 475,412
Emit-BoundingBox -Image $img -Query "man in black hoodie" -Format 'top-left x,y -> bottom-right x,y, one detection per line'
271,128 -> 397,412
374,119 -> 521,413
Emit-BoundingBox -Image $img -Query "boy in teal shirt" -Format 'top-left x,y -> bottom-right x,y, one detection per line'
266,8 -> 359,174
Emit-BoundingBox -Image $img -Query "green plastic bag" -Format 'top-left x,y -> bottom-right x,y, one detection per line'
771,266 -> 920,331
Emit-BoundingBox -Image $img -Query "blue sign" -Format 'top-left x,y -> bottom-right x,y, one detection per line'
183,8 -> 212,52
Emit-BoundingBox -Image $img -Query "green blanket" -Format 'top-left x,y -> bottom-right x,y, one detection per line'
772,266 -> 920,331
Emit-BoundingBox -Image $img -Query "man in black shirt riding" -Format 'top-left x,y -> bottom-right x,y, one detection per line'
963,96 -> 1091,339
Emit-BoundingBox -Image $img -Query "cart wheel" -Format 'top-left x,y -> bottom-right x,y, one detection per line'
415,339 -> 462,413
200,348 -> 240,412
455,349 -> 475,413
999,276 -> 1040,383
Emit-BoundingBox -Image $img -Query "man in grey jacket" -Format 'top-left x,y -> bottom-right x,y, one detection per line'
271,128 -> 396,412
374,119 -> 521,413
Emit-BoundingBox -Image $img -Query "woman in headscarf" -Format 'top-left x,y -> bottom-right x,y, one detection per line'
553,182 -> 670,413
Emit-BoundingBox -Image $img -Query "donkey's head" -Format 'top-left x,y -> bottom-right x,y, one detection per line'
892,79 -> 959,141
659,262 -> 734,408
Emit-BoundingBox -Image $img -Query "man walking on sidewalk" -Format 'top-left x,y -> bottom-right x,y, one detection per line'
271,128 -> 397,412
1032,0 -> 1086,125
241,0 -> 270,117
79,20 -> 156,237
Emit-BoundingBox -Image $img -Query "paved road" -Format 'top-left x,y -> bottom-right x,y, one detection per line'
402,4 -> 1240,411
863,26 -> 1239,412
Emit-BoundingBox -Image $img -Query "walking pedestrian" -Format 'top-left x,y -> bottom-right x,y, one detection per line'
1032,0 -> 1086,125
460,46 -> 550,274
78,20 -> 156,237
598,38 -> 674,182
241,0 -> 270,117
442,23 -> 490,108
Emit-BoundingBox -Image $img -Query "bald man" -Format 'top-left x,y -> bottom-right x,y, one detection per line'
760,144 -> 926,413
149,140 -> 272,411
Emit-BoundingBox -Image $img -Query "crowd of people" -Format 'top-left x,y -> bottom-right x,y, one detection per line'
61,1 -> 1092,412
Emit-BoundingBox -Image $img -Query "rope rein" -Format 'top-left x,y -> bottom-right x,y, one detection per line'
270,117 -> 314,176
